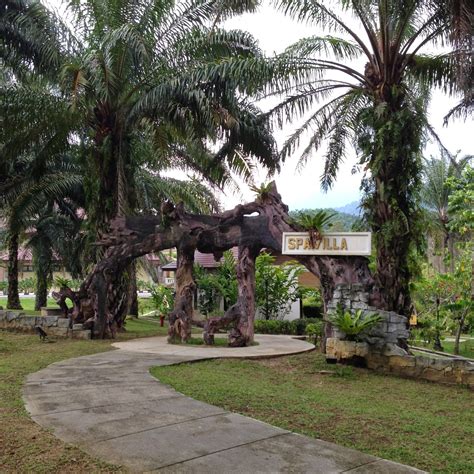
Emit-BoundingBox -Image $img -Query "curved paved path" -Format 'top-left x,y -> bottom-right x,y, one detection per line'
23,335 -> 423,473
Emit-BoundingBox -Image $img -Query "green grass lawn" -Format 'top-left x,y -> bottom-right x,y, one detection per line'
152,352 -> 474,473
0,296 -> 61,315
0,318 -> 167,473
412,338 -> 474,359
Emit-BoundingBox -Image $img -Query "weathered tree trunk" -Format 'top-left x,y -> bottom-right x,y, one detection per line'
168,241 -> 196,343
203,245 -> 260,347
7,232 -> 22,310
231,245 -> 259,346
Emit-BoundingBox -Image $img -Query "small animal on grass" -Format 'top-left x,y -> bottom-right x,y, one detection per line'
35,326 -> 48,341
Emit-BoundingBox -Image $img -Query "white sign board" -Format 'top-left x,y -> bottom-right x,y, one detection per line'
282,232 -> 371,256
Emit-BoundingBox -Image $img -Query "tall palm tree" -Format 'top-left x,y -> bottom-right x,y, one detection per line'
261,0 -> 469,315
3,0 -> 276,236
421,153 -> 472,272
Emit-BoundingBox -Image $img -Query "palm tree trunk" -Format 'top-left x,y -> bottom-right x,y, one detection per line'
372,177 -> 412,316
128,262 -> 139,318
367,97 -> 423,316
86,134 -> 136,335
35,269 -> 49,311
7,232 -> 22,310
447,233 -> 455,273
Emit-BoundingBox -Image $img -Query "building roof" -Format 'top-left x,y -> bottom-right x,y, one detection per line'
0,247 -> 34,262
161,248 -> 239,271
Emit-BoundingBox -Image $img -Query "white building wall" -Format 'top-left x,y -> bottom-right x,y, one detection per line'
282,299 -> 301,321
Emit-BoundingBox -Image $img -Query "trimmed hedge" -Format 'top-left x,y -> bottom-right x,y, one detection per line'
254,318 -> 323,336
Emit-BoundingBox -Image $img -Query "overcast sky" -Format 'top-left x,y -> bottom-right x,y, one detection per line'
46,0 -> 473,212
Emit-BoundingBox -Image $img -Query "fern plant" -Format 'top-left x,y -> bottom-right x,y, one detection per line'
329,307 -> 382,341
292,210 -> 335,246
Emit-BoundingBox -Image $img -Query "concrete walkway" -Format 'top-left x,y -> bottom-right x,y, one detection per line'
23,335 -> 424,473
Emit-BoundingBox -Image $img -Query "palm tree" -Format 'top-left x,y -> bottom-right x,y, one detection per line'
421,153 -> 472,272
3,0 -> 276,235
262,0 -> 469,315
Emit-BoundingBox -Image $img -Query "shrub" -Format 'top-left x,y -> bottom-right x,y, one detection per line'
305,321 -> 324,346
19,277 -> 36,294
149,285 -> 174,316
254,318 -> 323,335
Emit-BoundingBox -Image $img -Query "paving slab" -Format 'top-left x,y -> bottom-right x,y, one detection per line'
25,381 -> 183,416
23,335 -> 425,473
32,396 -> 226,443
86,413 -> 287,472
156,432 -> 378,473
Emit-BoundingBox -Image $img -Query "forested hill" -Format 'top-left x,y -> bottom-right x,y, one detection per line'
333,201 -> 360,216
290,208 -> 367,232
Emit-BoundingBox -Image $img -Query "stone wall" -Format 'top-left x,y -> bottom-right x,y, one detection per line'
0,310 -> 91,339
326,338 -> 474,389
366,351 -> 474,389
325,284 -> 474,389
326,283 -> 409,349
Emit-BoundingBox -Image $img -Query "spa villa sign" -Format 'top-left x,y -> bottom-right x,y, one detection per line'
282,232 -> 372,256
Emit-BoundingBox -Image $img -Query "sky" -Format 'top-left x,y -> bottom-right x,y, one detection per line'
46,0 -> 473,212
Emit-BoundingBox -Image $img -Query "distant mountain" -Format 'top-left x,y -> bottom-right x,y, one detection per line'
333,201 -> 360,216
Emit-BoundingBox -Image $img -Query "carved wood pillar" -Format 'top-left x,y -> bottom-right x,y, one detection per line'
167,241 -> 196,343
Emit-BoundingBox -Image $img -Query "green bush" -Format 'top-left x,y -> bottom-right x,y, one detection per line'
301,287 -> 323,318
19,277 -> 36,294
254,318 -> 323,335
305,321 -> 324,346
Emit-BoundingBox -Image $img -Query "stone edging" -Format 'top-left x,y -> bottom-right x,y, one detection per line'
0,310 -> 91,339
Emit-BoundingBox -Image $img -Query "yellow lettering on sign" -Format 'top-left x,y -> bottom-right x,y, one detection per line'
288,238 -> 296,250
296,238 -> 303,249
304,238 -> 311,250
332,238 -> 339,250
323,238 -> 333,250
314,239 -> 321,249
341,238 -> 348,250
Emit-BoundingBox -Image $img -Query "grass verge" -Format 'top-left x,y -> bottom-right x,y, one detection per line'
151,351 -> 474,473
0,297 -> 61,315
0,318 -> 167,473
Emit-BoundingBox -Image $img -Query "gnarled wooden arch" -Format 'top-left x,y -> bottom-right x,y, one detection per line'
54,183 -> 379,343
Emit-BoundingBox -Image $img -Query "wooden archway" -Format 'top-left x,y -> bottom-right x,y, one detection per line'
54,183 -> 379,343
